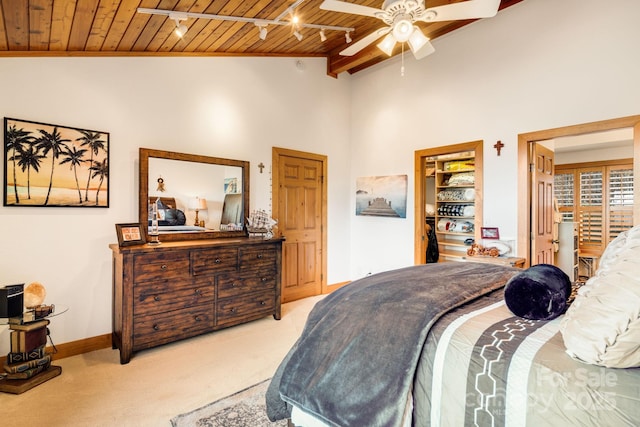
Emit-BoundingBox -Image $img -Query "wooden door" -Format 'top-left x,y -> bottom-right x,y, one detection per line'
531,143 -> 555,265
273,148 -> 326,303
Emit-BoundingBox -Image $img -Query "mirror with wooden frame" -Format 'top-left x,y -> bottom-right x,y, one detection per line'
139,148 -> 249,242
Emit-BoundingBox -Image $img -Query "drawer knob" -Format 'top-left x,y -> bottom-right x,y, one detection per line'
194,316 -> 201,322
231,282 -> 236,287
194,288 -> 202,295
153,295 -> 160,301
260,301 -> 266,305
153,324 -> 159,331
261,277 -> 267,282
257,254 -> 263,259
161,264 -> 167,270
215,258 -> 221,264
230,307 -> 237,313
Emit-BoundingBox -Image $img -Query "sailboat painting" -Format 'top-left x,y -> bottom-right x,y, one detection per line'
355,174 -> 407,218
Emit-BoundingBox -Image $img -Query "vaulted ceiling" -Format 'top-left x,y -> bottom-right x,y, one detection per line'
0,0 -> 524,77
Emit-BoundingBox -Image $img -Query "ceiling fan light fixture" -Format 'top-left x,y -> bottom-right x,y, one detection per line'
392,17 -> 413,43
319,29 -> 327,42
377,33 -> 396,56
345,31 -> 352,43
293,30 -> 303,41
408,26 -> 429,53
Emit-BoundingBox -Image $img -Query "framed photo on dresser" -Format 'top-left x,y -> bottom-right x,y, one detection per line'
115,223 -> 146,247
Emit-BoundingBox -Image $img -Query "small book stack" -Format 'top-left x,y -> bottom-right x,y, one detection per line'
4,319 -> 52,380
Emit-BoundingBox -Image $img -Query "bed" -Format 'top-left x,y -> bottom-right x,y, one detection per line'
266,233 -> 640,427
148,196 -> 206,233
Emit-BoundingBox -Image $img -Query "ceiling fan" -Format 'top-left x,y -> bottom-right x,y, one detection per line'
320,0 -> 501,59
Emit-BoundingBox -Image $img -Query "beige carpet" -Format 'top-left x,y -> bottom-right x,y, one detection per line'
171,378 -> 287,427
0,295 -> 323,427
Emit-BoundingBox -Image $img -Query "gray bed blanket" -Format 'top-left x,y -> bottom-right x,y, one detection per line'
266,262 -> 519,427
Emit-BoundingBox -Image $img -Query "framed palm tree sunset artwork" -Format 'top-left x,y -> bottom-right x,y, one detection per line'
4,118 -> 109,207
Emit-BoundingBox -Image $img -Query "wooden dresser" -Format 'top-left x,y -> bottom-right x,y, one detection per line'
110,237 -> 283,364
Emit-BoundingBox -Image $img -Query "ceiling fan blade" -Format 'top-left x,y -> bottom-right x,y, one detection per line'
419,0 -> 501,22
320,0 -> 382,18
412,40 -> 435,60
340,27 -> 390,56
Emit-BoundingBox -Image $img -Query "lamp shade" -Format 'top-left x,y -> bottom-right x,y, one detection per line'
408,27 -> 429,54
189,197 -> 208,210
377,33 -> 396,56
392,18 -> 413,43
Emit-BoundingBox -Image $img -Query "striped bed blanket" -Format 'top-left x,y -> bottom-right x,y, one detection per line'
417,289 -> 640,426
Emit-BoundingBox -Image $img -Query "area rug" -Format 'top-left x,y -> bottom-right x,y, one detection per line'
171,379 -> 288,427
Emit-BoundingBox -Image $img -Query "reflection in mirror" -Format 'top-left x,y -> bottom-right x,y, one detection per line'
139,148 -> 249,242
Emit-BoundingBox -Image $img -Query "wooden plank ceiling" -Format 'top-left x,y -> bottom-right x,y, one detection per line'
0,0 -> 523,77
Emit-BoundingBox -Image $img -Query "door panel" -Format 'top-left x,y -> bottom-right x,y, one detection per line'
274,150 -> 325,303
532,144 -> 555,265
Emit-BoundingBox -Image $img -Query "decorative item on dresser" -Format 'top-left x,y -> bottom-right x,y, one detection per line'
110,237 -> 283,364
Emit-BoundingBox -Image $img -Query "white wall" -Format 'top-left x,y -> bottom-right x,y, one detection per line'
348,0 -> 640,278
0,57 -> 352,353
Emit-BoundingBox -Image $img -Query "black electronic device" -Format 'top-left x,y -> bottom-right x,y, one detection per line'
0,284 -> 24,318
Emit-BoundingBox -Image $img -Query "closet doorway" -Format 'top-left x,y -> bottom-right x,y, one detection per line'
414,140 -> 484,264
517,115 -> 640,267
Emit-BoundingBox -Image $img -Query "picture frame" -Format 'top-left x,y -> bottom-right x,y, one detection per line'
4,117 -> 109,207
115,223 -> 146,247
355,174 -> 408,218
481,227 -> 500,239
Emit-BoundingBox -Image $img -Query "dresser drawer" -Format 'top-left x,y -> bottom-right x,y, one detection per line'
133,305 -> 214,349
134,252 -> 190,282
216,290 -> 276,326
191,247 -> 238,275
238,246 -> 277,270
217,272 -> 276,299
134,280 -> 214,317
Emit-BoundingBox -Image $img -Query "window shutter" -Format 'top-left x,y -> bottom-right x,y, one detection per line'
579,170 -> 603,251
608,167 -> 634,241
554,172 -> 574,222
554,161 -> 633,255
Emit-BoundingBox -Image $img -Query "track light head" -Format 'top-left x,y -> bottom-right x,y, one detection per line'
255,22 -> 268,40
174,23 -> 188,38
169,12 -> 188,38
345,31 -> 352,43
319,29 -> 327,42
293,30 -> 303,41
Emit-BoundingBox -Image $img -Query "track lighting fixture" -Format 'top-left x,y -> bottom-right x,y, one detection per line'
169,12 -> 188,38
137,7 -> 355,44
174,23 -> 188,37
255,22 -> 268,40
345,31 -> 352,43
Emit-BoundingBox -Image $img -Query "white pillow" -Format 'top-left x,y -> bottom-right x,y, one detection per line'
560,225 -> 640,368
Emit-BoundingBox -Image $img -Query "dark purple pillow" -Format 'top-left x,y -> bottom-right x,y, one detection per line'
504,264 -> 571,320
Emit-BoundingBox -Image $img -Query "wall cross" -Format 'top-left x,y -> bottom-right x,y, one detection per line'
494,140 -> 504,156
